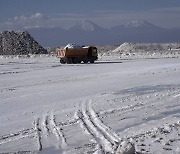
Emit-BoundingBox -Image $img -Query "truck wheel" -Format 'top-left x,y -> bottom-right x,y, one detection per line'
78,60 -> 82,63
83,58 -> 88,63
67,58 -> 73,64
60,59 -> 66,64
73,58 -> 78,64
83,60 -> 88,63
90,59 -> 94,63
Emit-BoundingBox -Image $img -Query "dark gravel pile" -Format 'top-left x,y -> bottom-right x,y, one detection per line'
0,31 -> 47,55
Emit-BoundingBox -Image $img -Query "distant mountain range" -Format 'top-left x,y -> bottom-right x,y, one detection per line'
26,19 -> 180,47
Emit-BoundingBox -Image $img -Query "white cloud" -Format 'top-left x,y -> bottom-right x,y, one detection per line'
0,13 -> 50,30
14,15 -> 27,21
155,7 -> 180,13
0,12 -> 87,30
30,13 -> 48,20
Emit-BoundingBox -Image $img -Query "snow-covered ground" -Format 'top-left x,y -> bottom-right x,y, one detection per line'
0,54 -> 180,154
98,42 -> 180,60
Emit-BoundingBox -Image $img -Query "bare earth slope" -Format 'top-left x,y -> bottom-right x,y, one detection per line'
0,31 -> 47,55
0,52 -> 180,153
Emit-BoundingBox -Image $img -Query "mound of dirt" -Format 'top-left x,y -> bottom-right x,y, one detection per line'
0,31 -> 47,55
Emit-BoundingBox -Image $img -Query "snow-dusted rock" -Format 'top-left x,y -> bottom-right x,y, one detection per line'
116,140 -> 135,154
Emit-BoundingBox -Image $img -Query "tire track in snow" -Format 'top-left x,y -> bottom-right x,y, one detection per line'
0,128 -> 35,145
99,102 -> 144,116
77,100 -> 121,153
76,111 -> 104,153
88,100 -> 121,144
99,88 -> 179,117
33,113 -> 67,152
34,118 -> 42,151
42,115 -> 50,137
49,113 -> 67,148
0,112 -> 69,153
60,117 -> 79,127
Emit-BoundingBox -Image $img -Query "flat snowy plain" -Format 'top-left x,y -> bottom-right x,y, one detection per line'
0,54 -> 180,154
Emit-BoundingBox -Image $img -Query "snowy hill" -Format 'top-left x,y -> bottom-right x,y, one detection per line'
68,19 -> 103,32
125,20 -> 161,29
111,20 -> 162,31
112,42 -> 180,53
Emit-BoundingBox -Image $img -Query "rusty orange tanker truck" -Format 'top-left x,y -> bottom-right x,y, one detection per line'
56,44 -> 98,64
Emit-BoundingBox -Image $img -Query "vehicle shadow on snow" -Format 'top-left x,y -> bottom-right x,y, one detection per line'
94,61 -> 123,64
52,61 -> 123,67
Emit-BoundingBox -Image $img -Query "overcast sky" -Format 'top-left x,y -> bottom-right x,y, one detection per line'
1,0 -> 180,30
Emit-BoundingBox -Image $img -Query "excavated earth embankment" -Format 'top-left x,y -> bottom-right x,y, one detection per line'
0,31 -> 47,55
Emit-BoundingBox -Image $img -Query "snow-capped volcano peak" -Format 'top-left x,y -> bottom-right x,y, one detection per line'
80,19 -> 95,31
125,20 -> 154,29
70,19 -> 99,32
